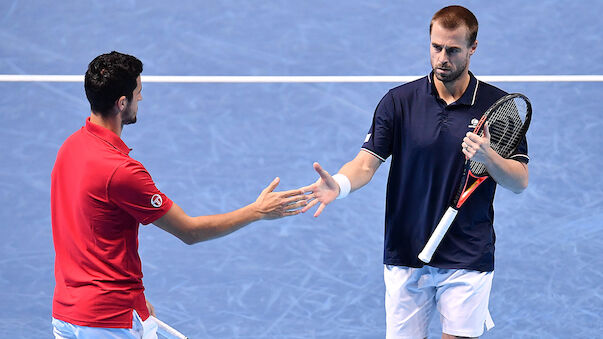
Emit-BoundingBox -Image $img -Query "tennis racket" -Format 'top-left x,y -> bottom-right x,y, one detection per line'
418,93 -> 532,263
152,316 -> 188,339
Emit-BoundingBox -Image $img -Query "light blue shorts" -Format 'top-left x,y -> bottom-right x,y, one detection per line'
384,265 -> 495,338
52,310 -> 158,339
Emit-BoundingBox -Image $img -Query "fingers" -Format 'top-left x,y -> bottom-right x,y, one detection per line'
313,162 -> 332,181
282,194 -> 313,204
299,183 -> 317,194
465,132 -> 480,143
301,198 -> 320,213
262,177 -> 280,194
281,209 -> 303,217
314,203 -> 326,217
284,200 -> 309,211
146,300 -> 156,317
463,134 -> 481,150
279,188 -> 307,197
462,147 -> 473,158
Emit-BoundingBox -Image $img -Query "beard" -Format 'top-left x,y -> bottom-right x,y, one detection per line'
433,58 -> 468,83
121,106 -> 137,125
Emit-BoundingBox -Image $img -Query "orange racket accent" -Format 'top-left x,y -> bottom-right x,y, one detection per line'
456,176 -> 487,208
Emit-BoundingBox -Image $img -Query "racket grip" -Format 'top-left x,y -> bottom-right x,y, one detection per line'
418,207 -> 458,263
151,316 -> 188,339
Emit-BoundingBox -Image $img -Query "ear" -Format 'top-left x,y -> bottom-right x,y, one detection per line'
469,39 -> 478,56
116,96 -> 128,111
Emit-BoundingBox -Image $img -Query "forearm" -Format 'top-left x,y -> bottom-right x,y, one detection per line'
186,204 -> 261,243
338,151 -> 382,192
155,203 -> 262,245
484,149 -> 529,193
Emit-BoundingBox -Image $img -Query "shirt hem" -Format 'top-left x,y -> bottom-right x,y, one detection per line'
383,260 -> 493,272
52,311 -> 133,329
140,199 -> 174,225
360,148 -> 386,162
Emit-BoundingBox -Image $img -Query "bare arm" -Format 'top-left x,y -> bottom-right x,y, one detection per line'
301,150 -> 382,217
463,123 -> 529,193
153,177 -> 308,244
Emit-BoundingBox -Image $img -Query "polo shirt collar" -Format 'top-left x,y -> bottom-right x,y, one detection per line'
85,117 -> 131,155
428,70 -> 480,106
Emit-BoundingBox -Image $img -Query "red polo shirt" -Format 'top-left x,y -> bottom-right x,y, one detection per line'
51,118 -> 173,328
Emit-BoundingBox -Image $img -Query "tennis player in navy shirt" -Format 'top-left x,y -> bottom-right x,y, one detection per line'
302,6 -> 529,339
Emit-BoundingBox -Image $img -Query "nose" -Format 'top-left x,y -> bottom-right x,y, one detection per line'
437,51 -> 449,66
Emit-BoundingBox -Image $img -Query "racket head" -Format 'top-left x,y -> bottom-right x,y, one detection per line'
469,93 -> 532,177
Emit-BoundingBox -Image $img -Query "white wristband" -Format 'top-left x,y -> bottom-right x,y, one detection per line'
332,173 -> 351,200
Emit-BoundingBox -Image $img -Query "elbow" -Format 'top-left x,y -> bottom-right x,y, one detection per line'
181,235 -> 196,245
180,228 -> 213,245
511,164 -> 529,194
512,179 -> 528,194
178,228 -> 199,245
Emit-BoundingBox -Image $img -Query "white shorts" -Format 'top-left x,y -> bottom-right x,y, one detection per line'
384,265 -> 495,338
52,310 -> 158,339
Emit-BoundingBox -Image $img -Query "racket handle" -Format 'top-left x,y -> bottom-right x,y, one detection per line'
418,207 -> 458,263
151,316 -> 188,339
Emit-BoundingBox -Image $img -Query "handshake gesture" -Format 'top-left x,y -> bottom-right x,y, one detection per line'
257,162 -> 342,220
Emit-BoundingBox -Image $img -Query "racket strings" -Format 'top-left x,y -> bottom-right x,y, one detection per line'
469,97 -> 528,175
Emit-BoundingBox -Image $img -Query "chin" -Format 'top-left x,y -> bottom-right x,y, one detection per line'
123,117 -> 137,125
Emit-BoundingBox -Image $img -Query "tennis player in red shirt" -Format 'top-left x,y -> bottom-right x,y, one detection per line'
50,51 -> 308,338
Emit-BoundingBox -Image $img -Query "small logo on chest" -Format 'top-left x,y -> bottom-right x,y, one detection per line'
468,118 -> 479,130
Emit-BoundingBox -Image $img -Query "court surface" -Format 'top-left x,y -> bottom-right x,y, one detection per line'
1,0 -> 602,338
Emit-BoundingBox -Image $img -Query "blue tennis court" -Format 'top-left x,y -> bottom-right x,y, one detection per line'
1,1 -> 602,338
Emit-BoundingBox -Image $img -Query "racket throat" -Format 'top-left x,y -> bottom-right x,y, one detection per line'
456,176 -> 487,208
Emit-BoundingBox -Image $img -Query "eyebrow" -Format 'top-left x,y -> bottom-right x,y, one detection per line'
432,42 -> 461,51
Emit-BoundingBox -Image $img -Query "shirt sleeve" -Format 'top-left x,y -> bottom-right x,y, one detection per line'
361,90 -> 395,161
509,135 -> 529,164
108,160 -> 173,225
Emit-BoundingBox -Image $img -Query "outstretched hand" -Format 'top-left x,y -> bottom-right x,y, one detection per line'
254,177 -> 309,220
300,162 -> 340,217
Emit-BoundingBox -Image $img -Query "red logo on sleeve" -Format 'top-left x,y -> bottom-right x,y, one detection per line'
150,194 -> 163,208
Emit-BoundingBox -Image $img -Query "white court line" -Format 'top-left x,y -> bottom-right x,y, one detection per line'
0,74 -> 602,83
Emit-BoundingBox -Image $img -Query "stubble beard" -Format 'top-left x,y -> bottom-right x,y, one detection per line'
121,106 -> 137,126
433,57 -> 469,84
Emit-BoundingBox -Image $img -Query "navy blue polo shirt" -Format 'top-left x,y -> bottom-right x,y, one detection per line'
362,71 -> 529,272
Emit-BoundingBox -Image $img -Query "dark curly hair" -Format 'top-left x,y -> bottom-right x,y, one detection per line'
84,51 -> 143,116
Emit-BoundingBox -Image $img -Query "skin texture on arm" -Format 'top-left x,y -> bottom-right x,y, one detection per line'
301,150 -> 382,217
462,123 -> 529,193
153,177 -> 308,244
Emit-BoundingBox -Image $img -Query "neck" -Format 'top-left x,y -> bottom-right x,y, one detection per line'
434,71 -> 470,105
89,112 -> 123,137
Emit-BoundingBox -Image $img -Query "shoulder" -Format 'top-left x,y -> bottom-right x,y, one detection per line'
106,158 -> 164,206
56,127 -> 84,153
375,76 -> 429,111
388,76 -> 428,99
113,158 -> 149,179
476,79 -> 508,101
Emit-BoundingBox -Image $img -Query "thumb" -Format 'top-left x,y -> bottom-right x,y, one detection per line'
483,122 -> 490,139
313,162 -> 331,181
263,177 -> 280,194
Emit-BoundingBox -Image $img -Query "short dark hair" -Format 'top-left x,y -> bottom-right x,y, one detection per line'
430,5 -> 478,46
84,51 -> 143,116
